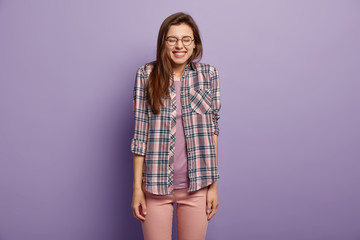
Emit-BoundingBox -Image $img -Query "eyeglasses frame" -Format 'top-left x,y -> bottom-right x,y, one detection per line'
165,36 -> 194,46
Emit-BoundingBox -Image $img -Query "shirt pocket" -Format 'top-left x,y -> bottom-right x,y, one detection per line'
189,88 -> 212,115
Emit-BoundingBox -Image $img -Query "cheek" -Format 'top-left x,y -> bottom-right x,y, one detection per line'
187,48 -> 194,57
165,46 -> 172,54
189,45 -> 196,54
166,49 -> 173,58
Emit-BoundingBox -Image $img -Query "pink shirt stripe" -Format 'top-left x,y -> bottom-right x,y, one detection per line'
173,81 -> 190,189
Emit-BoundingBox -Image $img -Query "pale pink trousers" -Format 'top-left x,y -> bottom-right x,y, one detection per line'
141,182 -> 209,240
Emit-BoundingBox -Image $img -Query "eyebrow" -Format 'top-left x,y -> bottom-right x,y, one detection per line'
166,35 -> 192,38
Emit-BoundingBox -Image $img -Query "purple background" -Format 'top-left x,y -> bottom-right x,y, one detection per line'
1,0 -> 359,239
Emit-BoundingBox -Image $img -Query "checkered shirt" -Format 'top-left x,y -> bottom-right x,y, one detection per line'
130,61 -> 221,195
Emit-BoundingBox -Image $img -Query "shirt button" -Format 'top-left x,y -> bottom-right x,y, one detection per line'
186,134 -> 190,138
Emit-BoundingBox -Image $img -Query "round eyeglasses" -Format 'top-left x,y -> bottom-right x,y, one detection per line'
165,36 -> 194,46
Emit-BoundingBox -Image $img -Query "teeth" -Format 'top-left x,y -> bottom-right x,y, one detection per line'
174,52 -> 186,55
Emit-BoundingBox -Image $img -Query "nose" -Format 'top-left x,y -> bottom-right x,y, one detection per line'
175,39 -> 184,49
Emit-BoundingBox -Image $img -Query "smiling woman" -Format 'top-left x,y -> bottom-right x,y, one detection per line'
130,12 -> 221,240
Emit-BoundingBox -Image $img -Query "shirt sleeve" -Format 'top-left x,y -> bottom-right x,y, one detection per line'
130,66 -> 149,156
210,65 -> 221,136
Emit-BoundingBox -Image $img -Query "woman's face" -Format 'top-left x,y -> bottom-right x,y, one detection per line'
165,23 -> 196,69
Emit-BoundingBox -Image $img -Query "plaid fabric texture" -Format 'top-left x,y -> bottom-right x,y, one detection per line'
131,62 -> 221,195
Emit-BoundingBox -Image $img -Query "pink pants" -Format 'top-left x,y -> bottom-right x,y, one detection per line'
141,182 -> 209,240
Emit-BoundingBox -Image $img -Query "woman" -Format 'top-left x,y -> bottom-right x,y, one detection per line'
130,12 -> 221,240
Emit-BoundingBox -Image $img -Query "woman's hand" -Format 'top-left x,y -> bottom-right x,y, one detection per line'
131,187 -> 147,222
206,185 -> 219,221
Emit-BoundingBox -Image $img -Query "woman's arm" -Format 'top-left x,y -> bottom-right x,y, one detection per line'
131,153 -> 147,222
131,66 -> 149,190
209,65 -> 221,190
208,134 -> 218,190
130,66 -> 149,156
131,66 -> 149,222
206,133 -> 219,220
133,153 -> 145,191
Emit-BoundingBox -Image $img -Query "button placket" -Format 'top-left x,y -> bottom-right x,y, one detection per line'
168,80 -> 177,188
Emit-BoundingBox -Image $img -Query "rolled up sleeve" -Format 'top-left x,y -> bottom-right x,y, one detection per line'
130,67 -> 149,156
210,66 -> 221,136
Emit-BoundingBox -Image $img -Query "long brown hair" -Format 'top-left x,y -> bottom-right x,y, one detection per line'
146,12 -> 203,115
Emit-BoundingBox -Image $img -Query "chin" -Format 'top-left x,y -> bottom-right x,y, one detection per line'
170,58 -> 189,66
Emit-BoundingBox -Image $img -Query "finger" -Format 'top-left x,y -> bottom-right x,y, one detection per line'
208,208 -> 217,220
140,201 -> 147,216
207,201 -> 219,221
136,208 -> 146,221
206,200 -> 212,215
133,205 -> 146,221
207,204 -> 216,220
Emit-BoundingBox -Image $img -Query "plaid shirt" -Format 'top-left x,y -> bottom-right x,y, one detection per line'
130,62 -> 221,195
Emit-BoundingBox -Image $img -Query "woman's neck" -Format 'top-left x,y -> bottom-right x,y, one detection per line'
172,63 -> 186,76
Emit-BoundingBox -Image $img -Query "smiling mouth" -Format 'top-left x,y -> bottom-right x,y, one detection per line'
173,51 -> 187,57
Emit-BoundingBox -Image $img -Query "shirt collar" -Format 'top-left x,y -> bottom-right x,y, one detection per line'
186,62 -> 196,71
184,63 -> 191,72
